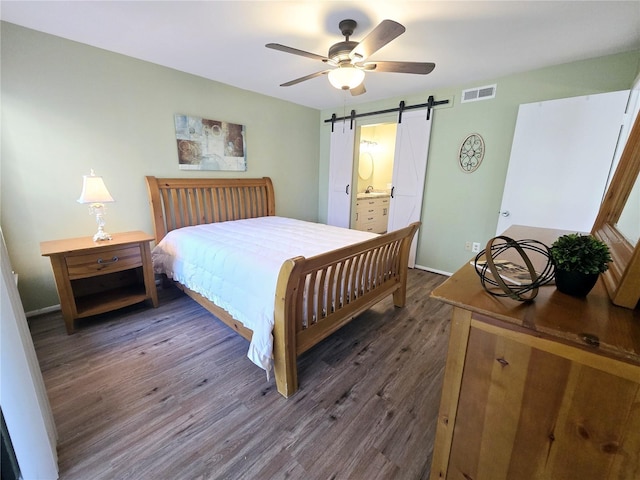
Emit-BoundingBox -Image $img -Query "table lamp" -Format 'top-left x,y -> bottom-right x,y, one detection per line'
77,170 -> 115,241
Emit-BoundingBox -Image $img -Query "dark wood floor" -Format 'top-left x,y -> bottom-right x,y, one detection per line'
29,269 -> 451,480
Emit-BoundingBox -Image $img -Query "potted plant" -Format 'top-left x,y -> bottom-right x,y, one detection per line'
549,233 -> 612,297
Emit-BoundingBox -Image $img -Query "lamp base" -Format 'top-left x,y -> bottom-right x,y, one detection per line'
90,207 -> 112,241
93,229 -> 112,242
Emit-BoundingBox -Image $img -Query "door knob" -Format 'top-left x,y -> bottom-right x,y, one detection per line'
500,210 -> 510,217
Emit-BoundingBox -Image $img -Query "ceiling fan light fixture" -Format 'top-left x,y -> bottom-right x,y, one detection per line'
328,65 -> 365,90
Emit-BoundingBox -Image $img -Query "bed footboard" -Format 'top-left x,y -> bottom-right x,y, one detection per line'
273,222 -> 420,397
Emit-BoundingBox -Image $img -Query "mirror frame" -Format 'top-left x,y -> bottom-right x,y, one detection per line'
592,112 -> 640,309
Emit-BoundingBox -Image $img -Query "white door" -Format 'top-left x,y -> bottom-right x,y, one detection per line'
327,122 -> 355,228
1,230 -> 59,479
496,90 -> 630,235
388,109 -> 433,267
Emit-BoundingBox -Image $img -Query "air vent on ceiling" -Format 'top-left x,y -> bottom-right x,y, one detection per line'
461,84 -> 497,103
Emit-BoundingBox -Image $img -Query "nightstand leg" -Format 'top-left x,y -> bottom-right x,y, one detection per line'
63,315 -> 75,335
48,255 -> 77,335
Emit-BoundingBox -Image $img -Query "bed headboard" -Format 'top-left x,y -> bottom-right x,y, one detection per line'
145,176 -> 276,242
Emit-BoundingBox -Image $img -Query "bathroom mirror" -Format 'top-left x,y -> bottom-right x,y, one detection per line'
358,152 -> 373,180
592,112 -> 640,309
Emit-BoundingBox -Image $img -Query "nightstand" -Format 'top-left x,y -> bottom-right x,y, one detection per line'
40,231 -> 158,334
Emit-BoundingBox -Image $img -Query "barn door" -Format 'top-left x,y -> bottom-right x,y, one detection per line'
327,122 -> 355,228
388,109 -> 433,267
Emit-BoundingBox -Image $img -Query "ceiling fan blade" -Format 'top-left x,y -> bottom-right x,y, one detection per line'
266,43 -> 328,62
361,61 -> 436,75
349,20 -> 405,62
280,70 -> 331,87
350,83 -> 366,96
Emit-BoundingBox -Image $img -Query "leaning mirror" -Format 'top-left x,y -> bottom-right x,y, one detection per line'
616,174 -> 640,245
592,111 -> 640,309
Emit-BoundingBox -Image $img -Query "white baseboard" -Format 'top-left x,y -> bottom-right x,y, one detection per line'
413,264 -> 452,277
26,304 -> 61,318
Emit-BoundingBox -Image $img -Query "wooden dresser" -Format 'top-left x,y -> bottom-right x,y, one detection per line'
429,225 -> 640,480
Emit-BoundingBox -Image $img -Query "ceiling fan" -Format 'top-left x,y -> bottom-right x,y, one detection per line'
266,19 -> 435,96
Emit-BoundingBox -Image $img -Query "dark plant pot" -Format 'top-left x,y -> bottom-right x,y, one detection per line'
555,269 -> 599,297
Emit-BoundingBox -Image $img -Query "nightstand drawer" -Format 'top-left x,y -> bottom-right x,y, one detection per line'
66,245 -> 143,279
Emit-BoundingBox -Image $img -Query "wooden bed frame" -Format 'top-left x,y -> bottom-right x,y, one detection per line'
145,176 -> 420,397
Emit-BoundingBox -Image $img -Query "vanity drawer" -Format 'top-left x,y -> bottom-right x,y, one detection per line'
355,197 -> 389,234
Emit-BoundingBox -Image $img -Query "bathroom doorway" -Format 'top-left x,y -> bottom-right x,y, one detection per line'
353,123 -> 397,234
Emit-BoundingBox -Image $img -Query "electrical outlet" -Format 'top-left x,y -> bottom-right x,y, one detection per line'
472,242 -> 481,253
465,241 -> 472,251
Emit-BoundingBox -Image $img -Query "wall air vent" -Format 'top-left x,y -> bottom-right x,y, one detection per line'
461,84 -> 497,103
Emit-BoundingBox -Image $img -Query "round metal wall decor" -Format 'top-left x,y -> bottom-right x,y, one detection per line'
458,133 -> 485,173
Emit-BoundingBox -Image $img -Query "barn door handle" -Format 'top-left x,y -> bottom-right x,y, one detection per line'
390,186 -> 395,198
345,184 -> 350,195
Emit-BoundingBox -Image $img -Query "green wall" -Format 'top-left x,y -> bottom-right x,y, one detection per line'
319,50 -> 640,274
1,23 -> 321,312
2,20 -> 639,314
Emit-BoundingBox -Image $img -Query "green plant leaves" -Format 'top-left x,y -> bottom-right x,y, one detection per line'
549,233 -> 612,274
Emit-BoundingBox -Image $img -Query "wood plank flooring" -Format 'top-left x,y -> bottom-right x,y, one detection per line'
29,269 -> 451,480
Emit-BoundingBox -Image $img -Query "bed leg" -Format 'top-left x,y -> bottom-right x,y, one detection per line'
274,351 -> 298,398
393,283 -> 407,308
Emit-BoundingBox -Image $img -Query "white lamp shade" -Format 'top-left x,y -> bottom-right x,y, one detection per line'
77,172 -> 114,204
328,66 -> 365,90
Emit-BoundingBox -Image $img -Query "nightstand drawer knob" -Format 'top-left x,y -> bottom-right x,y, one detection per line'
97,256 -> 119,266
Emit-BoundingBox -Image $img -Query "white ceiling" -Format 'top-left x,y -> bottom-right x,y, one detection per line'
1,1 -> 639,110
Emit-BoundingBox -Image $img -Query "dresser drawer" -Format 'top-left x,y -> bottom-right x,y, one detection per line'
66,245 -> 143,279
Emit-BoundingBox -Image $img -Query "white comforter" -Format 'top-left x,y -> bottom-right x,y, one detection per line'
151,216 -> 377,374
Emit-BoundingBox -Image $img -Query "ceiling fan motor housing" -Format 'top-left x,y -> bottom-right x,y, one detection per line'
328,19 -> 359,65
328,41 -> 358,64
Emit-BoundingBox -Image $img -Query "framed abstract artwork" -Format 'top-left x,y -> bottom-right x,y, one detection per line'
174,114 -> 246,171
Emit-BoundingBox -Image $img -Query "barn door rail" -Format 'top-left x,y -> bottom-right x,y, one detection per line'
326,95 -> 449,131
